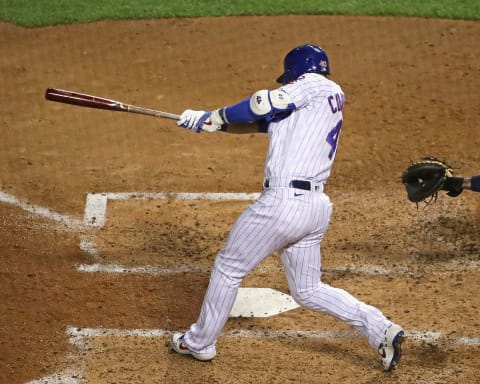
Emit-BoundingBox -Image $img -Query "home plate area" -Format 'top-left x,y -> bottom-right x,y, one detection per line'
23,190 -> 480,383
79,192 -> 302,317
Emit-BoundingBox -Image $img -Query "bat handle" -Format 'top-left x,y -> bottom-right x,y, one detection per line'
125,104 -> 180,120
155,111 -> 180,120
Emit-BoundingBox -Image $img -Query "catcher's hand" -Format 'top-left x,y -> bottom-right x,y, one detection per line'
402,157 -> 462,204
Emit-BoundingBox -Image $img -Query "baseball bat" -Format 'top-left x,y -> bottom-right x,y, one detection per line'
45,87 -> 180,120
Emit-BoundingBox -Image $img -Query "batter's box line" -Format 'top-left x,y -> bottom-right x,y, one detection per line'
75,260 -> 480,278
76,262 -> 413,276
82,192 -> 260,228
79,191 -> 260,262
0,189 -> 477,277
25,326 -> 480,384
79,191 -> 480,275
0,189 -> 84,230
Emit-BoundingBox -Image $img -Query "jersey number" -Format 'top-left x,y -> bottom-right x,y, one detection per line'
326,120 -> 343,159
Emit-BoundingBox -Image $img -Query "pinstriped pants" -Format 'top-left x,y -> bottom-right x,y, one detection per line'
183,187 -> 390,354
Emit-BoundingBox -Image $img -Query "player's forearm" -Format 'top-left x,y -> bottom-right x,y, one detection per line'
464,175 -> 480,192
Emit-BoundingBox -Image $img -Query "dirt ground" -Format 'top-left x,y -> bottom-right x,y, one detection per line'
0,15 -> 479,384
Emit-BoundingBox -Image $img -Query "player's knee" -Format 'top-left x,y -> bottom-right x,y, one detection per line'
289,280 -> 330,308
212,265 -> 244,288
290,288 -> 316,308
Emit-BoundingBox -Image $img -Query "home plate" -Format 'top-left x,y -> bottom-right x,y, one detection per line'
229,288 -> 300,317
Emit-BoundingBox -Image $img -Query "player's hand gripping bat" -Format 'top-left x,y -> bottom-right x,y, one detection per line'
45,88 -> 180,120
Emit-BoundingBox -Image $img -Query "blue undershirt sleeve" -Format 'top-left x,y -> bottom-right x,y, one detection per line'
471,175 -> 480,192
223,97 -> 259,124
221,91 -> 297,125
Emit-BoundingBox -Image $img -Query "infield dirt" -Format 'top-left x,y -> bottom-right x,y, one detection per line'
0,15 -> 479,383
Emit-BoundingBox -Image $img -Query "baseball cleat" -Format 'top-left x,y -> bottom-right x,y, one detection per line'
170,332 -> 216,362
378,323 -> 404,371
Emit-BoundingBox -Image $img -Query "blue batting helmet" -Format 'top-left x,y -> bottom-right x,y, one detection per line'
276,44 -> 330,84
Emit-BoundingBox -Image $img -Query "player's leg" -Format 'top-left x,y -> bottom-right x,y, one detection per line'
280,242 -> 390,348
181,188 -> 332,354
182,190 -> 294,353
280,194 -> 404,370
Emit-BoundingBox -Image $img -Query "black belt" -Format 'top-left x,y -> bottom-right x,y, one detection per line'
263,179 -> 313,191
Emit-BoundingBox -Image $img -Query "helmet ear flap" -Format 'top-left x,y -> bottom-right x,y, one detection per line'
276,68 -> 297,84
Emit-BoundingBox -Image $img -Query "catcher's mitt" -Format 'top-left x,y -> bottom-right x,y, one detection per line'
402,157 -> 461,205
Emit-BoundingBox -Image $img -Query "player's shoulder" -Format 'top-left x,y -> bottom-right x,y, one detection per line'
290,73 -> 341,88
280,73 -> 344,103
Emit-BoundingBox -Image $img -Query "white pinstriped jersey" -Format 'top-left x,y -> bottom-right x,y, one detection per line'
265,73 -> 345,183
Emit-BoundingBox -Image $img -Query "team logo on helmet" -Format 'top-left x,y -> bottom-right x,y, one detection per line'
319,60 -> 328,68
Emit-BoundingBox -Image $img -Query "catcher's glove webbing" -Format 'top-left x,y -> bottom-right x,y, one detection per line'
402,157 -> 461,205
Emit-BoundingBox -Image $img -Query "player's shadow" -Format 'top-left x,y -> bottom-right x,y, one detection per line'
298,337 -> 379,370
297,335 -> 450,373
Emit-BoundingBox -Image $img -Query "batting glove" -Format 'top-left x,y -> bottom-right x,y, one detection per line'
177,109 -> 226,133
177,109 -> 206,131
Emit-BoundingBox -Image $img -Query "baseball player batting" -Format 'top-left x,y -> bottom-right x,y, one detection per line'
170,44 -> 404,371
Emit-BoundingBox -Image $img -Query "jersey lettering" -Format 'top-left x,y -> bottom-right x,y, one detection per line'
328,93 -> 345,113
326,119 -> 343,159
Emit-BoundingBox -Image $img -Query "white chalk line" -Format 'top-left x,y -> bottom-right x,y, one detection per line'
78,191 -> 480,276
77,263 -> 210,274
80,191 -> 261,260
0,189 -> 258,230
75,263 -> 408,276
66,326 -> 479,345
83,192 -> 260,227
76,260 -> 480,277
0,189 -> 84,230
25,370 -> 83,384
2,188 -> 477,277
26,325 -> 480,383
